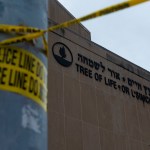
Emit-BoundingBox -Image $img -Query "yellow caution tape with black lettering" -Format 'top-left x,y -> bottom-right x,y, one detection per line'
0,24 -> 42,33
47,0 -> 149,32
0,0 -> 148,48
0,46 -> 47,111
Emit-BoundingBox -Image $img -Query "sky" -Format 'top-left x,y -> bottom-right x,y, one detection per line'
57,0 -> 150,71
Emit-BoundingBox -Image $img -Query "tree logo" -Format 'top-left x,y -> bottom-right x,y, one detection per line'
52,42 -> 73,67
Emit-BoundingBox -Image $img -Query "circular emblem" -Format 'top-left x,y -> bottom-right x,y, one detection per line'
52,42 -> 73,67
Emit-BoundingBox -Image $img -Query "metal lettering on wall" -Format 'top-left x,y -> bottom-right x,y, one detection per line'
76,53 -> 150,104
52,42 -> 150,104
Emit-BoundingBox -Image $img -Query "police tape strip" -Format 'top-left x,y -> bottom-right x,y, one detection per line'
0,46 -> 48,111
0,25 -> 48,54
0,24 -> 42,34
0,0 -> 148,48
0,30 -> 48,56
47,0 -> 149,31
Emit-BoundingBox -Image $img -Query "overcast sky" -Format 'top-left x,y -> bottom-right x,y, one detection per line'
57,0 -> 150,71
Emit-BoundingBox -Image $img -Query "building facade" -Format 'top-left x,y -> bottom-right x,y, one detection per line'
48,0 -> 150,150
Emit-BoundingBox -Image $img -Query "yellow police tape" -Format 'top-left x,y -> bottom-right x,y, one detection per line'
47,0 -> 149,32
0,46 -> 47,111
0,0 -> 148,111
0,0 -> 148,47
0,0 -> 148,57
0,24 -> 42,33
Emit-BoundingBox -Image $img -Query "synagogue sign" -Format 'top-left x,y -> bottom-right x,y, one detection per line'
52,42 -> 150,104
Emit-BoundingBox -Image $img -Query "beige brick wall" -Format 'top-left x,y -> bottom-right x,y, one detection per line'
48,29 -> 150,150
